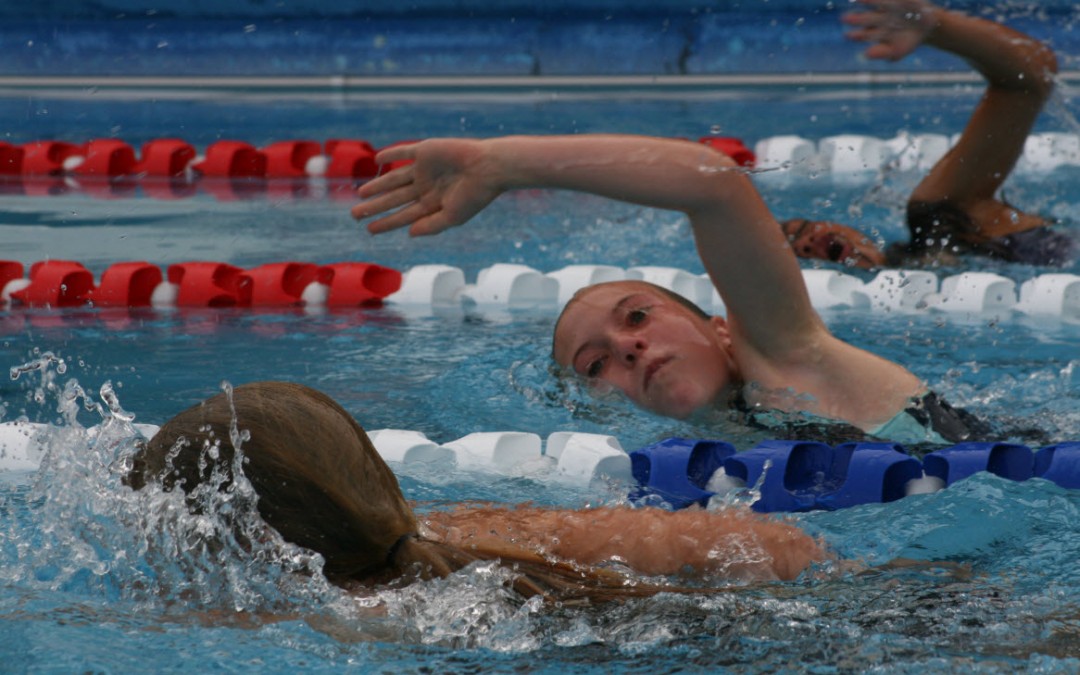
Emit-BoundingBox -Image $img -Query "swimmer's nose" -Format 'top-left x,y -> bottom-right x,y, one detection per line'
615,335 -> 647,364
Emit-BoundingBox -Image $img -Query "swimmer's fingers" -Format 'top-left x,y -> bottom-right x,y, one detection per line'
364,200 -> 435,235
351,180 -> 419,222
356,164 -> 413,202
373,142 -> 419,167
842,17 -> 930,61
841,0 -> 935,60
407,211 -> 458,237
366,204 -> 460,237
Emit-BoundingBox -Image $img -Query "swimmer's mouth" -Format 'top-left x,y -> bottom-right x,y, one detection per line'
644,356 -> 672,391
826,239 -> 848,262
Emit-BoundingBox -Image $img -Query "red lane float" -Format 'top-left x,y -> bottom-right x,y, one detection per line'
263,140 -> 321,178
0,259 -> 403,309
90,261 -> 163,307
137,139 -> 197,177
167,262 -> 248,307
11,261 -> 95,307
320,262 -> 402,306
76,139 -> 138,177
698,136 -> 756,167
241,262 -> 321,306
325,140 -> 379,179
21,141 -> 82,176
0,143 -> 24,174
192,141 -> 267,178
0,261 -> 23,290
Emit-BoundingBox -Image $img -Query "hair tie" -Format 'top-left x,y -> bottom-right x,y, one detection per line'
386,532 -> 417,566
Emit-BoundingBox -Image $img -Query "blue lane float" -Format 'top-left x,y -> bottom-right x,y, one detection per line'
630,437 -> 1080,512
628,437 -> 736,509
1034,442 -> 1080,490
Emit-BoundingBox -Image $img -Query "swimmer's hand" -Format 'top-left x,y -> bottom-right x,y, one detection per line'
842,0 -> 938,62
351,139 -> 502,237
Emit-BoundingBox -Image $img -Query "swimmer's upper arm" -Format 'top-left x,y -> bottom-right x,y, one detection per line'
682,164 -> 824,354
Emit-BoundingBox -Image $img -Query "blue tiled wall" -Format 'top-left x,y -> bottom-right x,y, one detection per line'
1,1 -> 1074,76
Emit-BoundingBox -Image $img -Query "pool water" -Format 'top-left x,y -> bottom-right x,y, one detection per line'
4,65 -> 1080,675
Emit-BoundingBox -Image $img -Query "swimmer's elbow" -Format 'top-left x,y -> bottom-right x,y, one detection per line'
1011,41 -> 1058,99
684,160 -> 756,218
1040,47 -> 1060,94
1028,43 -> 1059,99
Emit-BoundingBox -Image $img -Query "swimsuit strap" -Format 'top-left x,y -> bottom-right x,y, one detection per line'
730,389 -> 752,414
386,532 -> 417,566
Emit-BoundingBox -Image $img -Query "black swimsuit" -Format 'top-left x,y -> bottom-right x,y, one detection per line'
994,227 -> 1075,266
732,390 -> 990,447
904,200 -> 1074,267
884,391 -> 992,444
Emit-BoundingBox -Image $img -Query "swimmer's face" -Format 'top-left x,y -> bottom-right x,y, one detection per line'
552,281 -> 739,419
782,219 -> 886,269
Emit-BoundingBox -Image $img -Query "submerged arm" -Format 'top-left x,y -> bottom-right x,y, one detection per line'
353,134 -> 821,355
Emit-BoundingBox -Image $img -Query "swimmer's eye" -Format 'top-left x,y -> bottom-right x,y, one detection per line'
627,308 -> 649,326
585,357 -> 606,379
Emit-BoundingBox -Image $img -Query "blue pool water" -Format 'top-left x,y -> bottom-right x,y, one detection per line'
5,2 -> 1080,672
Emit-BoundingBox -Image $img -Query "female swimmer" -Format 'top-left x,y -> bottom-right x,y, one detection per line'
126,381 -> 827,603
351,130 -> 988,443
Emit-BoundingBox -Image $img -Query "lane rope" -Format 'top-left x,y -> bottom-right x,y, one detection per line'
1,421 -> 1076,512
3,259 -> 1079,320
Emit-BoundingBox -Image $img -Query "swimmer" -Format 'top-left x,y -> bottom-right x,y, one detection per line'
126,382 -> 828,602
351,133 -> 987,443
782,0 -> 1068,269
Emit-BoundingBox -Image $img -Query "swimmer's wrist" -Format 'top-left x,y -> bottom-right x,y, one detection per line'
910,2 -> 944,44
481,136 -> 531,193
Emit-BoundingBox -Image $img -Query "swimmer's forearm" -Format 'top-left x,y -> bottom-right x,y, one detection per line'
927,7 -> 1057,94
486,135 -> 747,214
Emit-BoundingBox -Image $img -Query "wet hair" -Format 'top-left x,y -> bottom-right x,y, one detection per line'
127,381 -> 691,602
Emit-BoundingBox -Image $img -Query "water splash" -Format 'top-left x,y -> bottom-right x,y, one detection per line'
9,350 -> 68,410
2,373 -> 339,618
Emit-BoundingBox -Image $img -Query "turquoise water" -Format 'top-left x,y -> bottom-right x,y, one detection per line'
3,40 -> 1080,674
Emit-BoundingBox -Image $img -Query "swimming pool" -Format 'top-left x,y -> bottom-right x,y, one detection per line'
5,3 -> 1080,672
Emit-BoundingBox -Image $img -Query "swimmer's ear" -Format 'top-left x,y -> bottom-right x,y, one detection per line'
708,315 -> 732,348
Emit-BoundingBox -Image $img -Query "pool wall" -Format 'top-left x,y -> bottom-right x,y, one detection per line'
1,0 -> 1076,77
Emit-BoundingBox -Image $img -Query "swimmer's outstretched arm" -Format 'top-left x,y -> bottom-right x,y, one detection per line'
846,0 -> 1057,235
422,504 -> 829,582
352,134 -> 818,356
354,135 -> 924,426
